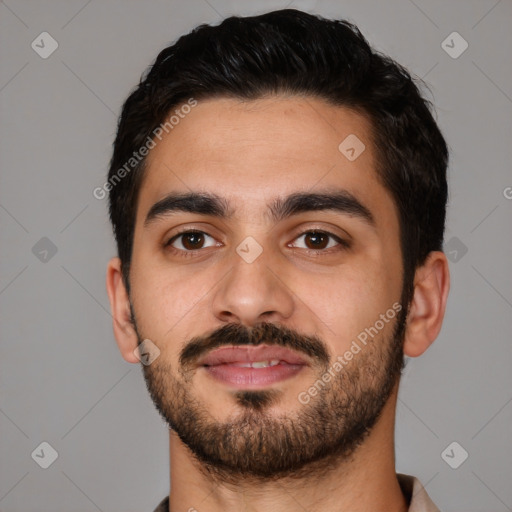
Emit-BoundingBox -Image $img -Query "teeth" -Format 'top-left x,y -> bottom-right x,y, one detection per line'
233,359 -> 281,368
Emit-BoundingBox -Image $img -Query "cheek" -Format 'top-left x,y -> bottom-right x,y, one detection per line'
291,260 -> 399,353
130,261 -> 217,343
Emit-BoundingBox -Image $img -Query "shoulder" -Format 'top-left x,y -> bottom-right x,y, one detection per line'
397,473 -> 441,512
151,495 -> 169,512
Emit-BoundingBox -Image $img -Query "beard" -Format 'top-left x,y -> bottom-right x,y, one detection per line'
133,310 -> 406,484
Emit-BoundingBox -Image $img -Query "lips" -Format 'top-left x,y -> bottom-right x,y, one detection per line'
198,345 -> 308,367
199,345 -> 308,388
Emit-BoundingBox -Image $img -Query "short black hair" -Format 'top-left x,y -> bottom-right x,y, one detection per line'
107,8 -> 448,304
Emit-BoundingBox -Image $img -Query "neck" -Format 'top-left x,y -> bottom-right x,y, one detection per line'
167,386 -> 407,512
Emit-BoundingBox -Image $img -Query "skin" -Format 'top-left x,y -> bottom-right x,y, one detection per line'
106,96 -> 450,512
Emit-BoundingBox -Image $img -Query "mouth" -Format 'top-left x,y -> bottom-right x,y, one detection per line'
198,345 -> 308,388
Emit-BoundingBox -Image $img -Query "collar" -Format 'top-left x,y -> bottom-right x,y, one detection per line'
153,473 -> 440,511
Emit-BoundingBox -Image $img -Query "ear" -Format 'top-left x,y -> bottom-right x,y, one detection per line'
106,257 -> 139,363
403,251 -> 450,358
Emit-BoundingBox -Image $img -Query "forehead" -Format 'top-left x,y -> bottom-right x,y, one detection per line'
136,96 -> 397,226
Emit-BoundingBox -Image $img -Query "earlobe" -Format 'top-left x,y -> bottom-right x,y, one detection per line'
105,257 -> 140,363
403,251 -> 450,358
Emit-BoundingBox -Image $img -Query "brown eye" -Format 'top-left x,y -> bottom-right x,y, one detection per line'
181,232 -> 205,250
304,232 -> 330,249
290,230 -> 346,251
167,231 -> 217,251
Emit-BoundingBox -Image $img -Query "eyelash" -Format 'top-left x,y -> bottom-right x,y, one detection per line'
164,228 -> 350,256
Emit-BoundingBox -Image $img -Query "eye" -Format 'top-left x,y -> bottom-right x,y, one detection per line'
289,230 -> 347,251
166,230 -> 218,251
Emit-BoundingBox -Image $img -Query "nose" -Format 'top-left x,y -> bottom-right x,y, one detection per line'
211,249 -> 295,326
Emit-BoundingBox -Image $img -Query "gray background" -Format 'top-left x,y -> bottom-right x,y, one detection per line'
1,0 -> 511,511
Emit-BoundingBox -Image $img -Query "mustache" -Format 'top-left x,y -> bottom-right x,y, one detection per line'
179,322 -> 330,369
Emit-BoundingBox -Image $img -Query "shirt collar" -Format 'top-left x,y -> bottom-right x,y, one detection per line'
153,473 -> 440,512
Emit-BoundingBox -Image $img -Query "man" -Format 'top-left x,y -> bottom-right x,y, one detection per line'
105,9 -> 450,512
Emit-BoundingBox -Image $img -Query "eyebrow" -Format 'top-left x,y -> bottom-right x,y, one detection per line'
144,190 -> 375,228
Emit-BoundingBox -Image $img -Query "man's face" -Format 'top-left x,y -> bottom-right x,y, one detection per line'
128,96 -> 405,480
